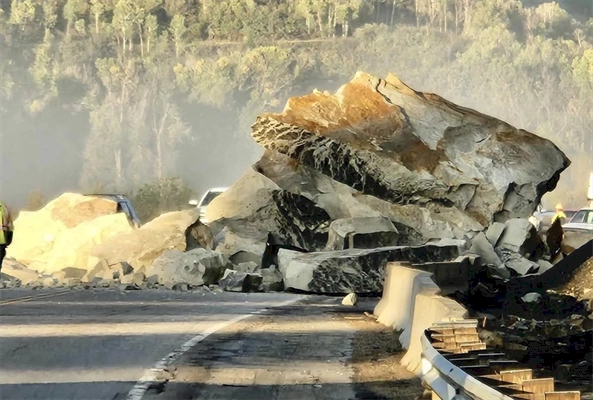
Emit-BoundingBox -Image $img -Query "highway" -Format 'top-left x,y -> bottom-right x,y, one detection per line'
0,288 -> 301,400
0,287 -> 422,400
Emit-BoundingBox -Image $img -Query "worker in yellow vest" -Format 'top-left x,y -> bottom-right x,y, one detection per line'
0,201 -> 14,271
551,203 -> 567,225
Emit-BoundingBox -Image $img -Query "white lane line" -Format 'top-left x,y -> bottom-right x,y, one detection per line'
126,297 -> 300,400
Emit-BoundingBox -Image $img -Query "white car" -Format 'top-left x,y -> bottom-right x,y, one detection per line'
189,187 -> 228,224
562,207 -> 593,233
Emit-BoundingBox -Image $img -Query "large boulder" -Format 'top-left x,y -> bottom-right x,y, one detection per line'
251,72 -> 569,229
91,209 -> 206,270
43,213 -> 133,274
6,193 -> 132,273
206,168 -> 332,252
255,150 -> 481,244
146,248 -> 231,288
325,217 -> 399,250
281,244 -> 459,294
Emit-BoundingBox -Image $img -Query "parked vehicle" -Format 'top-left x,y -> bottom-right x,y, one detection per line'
563,207 -> 593,233
86,194 -> 142,229
189,187 -> 228,224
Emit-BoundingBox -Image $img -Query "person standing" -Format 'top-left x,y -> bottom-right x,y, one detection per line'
0,201 -> 14,272
551,203 -> 567,225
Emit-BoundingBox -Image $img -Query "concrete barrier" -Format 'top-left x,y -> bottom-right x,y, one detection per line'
373,262 -> 429,330
400,293 -> 467,373
374,261 -> 468,374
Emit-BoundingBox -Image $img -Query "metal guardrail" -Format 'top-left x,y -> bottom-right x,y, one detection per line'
420,320 -> 582,400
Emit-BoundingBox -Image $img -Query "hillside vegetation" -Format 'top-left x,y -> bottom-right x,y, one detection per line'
1,0 -> 592,212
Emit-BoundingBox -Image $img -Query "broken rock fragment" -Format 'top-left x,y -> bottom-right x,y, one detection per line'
325,217 -> 399,250
218,269 -> 263,293
496,218 -> 545,261
281,244 -> 459,294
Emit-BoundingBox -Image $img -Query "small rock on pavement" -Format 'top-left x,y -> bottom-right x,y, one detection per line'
342,293 -> 358,306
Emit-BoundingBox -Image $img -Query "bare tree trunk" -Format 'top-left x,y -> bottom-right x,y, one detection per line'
114,149 -> 122,189
391,0 -> 397,26
316,12 -> 324,38
95,14 -> 99,35
443,0 -> 448,32
138,23 -> 144,57
155,102 -> 170,181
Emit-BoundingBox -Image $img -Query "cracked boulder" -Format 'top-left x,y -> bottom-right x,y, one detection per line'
255,150 -> 481,244
251,72 -> 569,230
206,168 -> 331,252
281,244 -> 459,294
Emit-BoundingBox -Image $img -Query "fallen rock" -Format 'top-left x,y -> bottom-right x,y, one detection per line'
92,209 -> 204,271
342,293 -> 358,306
521,292 -> 542,303
486,222 -> 506,247
206,168 -> 331,252
234,262 -> 259,273
7,193 -> 131,274
325,217 -> 399,250
218,269 -> 263,292
496,218 -> 545,261
146,248 -> 231,287
469,232 -> 504,268
0,258 -> 40,285
81,259 -> 109,284
120,272 -> 145,287
281,244 -> 459,294
251,72 -> 569,228
260,266 -> 284,292
255,151 -> 482,243
214,228 -> 266,266
185,218 -> 214,250
495,247 -> 540,276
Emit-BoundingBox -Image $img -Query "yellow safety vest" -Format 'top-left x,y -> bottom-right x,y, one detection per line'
0,204 -> 6,245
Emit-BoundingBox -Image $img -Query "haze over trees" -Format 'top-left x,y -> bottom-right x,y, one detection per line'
1,0 -> 592,215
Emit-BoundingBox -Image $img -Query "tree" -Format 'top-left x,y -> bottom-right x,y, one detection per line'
169,14 -> 187,58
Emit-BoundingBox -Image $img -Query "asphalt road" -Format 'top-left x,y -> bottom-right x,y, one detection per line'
0,287 -> 302,400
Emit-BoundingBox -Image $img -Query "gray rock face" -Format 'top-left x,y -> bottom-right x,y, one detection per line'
282,244 -> 459,294
486,222 -> 506,247
206,168 -> 331,252
147,248 -> 231,287
325,217 -> 399,250
252,72 -> 569,228
496,218 -> 545,261
469,232 -> 504,268
260,266 -> 284,292
495,247 -> 540,276
255,151 -> 482,243
218,269 -> 263,292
